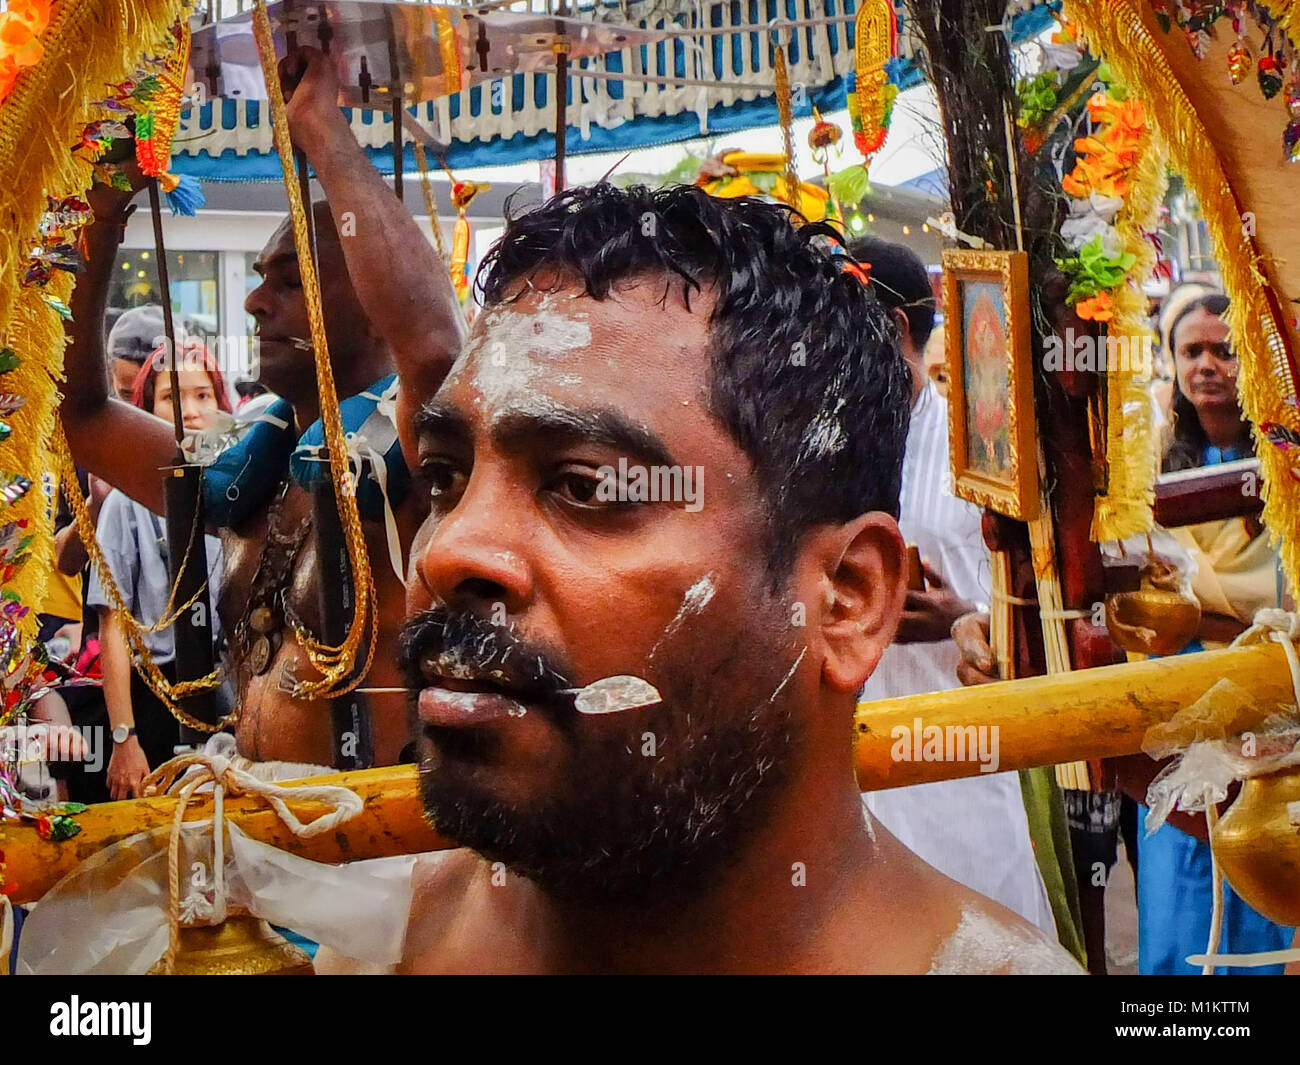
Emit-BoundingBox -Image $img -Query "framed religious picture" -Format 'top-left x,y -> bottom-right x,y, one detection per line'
942,248 -> 1039,521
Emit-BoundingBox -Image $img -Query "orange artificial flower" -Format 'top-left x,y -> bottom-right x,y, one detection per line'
0,58 -> 18,100
1076,292 -> 1115,322
1062,168 -> 1091,198
0,0 -> 52,105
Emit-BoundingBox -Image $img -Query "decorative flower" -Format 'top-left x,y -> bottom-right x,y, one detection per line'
1041,40 -> 1083,73
0,0 -> 52,106
1076,292 -> 1115,322
1061,205 -> 1122,256
1087,190 -> 1126,223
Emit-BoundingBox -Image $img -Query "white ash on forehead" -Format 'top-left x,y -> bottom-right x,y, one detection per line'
447,297 -> 593,409
573,675 -> 662,715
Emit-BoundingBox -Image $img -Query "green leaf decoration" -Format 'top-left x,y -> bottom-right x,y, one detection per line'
1016,72 -> 1060,128
827,164 -> 870,207
748,171 -> 778,194
0,349 -> 20,374
1056,235 -> 1137,305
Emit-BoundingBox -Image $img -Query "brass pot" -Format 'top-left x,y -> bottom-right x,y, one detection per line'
1210,767 -> 1300,927
1105,588 -> 1202,656
148,913 -> 314,975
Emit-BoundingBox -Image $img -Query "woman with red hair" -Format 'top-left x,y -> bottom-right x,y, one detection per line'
87,335 -> 230,799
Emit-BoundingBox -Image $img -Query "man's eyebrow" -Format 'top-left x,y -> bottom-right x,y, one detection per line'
492,404 -> 678,467
415,400 -> 472,444
252,252 -> 297,276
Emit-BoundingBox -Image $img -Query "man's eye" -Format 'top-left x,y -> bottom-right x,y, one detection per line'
548,467 -> 614,509
421,460 -> 468,501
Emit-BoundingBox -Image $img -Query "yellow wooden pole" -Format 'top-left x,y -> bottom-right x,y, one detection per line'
3,765 -> 447,904
855,641 -> 1293,789
3,641 -> 1291,903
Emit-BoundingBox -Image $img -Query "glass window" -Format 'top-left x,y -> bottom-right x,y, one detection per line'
106,248 -> 220,346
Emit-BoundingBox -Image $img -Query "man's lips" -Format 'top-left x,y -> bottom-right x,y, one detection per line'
417,676 -> 532,727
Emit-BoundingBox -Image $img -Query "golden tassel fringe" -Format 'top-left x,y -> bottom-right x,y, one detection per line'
1091,127 -> 1167,542
0,0 -> 190,648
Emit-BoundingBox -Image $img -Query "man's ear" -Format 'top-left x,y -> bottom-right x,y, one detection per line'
804,513 -> 907,694
891,306 -> 911,347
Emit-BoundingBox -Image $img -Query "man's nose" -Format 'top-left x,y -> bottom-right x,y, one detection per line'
415,473 -> 534,613
244,281 -> 270,321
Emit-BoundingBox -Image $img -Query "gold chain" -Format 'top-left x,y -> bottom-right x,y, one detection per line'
251,0 -> 376,699
53,422 -> 233,733
412,139 -> 448,265
773,44 -> 800,209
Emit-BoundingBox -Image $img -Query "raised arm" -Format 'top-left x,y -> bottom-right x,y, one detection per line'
283,47 -> 467,463
61,180 -> 181,515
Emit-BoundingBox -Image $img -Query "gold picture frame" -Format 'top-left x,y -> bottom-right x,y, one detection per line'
942,248 -> 1039,521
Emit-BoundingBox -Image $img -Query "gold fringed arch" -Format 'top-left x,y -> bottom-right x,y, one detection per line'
1066,0 -> 1300,596
0,0 -> 190,643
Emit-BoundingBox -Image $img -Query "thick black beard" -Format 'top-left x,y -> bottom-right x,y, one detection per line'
409,611 -> 797,906
421,670 -> 795,905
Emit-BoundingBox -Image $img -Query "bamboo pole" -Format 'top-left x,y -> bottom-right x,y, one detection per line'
3,641 -> 1293,903
854,640 -> 1293,790
3,765 -> 447,904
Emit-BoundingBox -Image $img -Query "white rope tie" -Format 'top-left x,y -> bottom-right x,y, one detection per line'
141,752 -> 364,974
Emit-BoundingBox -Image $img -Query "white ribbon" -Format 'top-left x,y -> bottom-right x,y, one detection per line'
295,433 -> 404,584
296,378 -> 406,583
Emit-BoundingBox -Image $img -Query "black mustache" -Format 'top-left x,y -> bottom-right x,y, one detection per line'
398,608 -> 574,700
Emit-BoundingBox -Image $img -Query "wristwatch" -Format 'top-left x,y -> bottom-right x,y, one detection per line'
111,724 -> 138,745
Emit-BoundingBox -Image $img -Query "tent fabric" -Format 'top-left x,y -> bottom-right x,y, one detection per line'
174,0 -> 1057,179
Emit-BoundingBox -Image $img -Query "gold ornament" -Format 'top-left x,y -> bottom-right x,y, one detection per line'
147,912 -> 314,976
1104,556 -> 1201,656
1210,766 -> 1300,926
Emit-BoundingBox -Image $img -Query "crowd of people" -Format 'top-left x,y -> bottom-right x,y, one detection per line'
3,44 -> 1293,975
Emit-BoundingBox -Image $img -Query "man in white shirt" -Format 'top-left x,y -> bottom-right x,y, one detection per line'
849,237 -> 1057,936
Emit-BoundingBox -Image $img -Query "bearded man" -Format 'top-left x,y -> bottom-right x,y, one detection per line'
324,183 -> 1083,974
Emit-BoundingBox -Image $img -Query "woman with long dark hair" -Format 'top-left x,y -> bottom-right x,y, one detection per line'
1138,291 -> 1293,975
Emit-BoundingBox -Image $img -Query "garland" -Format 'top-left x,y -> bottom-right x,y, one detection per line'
1019,18 -> 1166,541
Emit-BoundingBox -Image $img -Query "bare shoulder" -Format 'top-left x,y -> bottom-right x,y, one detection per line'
400,849 -> 548,974
927,897 -> 1085,975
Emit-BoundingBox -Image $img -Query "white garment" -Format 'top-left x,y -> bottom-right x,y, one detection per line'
861,383 -> 1056,937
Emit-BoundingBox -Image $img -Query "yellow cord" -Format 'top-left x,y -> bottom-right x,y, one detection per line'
251,0 -> 376,699
53,422 -> 230,732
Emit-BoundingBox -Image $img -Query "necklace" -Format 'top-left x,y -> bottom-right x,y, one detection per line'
232,480 -> 312,681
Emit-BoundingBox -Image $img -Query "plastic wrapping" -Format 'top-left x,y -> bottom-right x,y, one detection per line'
16,820 -> 417,974
1142,673 -> 1300,834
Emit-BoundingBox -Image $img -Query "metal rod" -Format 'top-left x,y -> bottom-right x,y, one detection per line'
294,147 -> 318,275
146,179 -> 186,451
553,21 -> 568,193
392,92 -> 404,202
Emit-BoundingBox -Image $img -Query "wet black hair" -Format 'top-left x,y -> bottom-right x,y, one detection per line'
845,235 -> 936,349
475,182 -> 911,573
